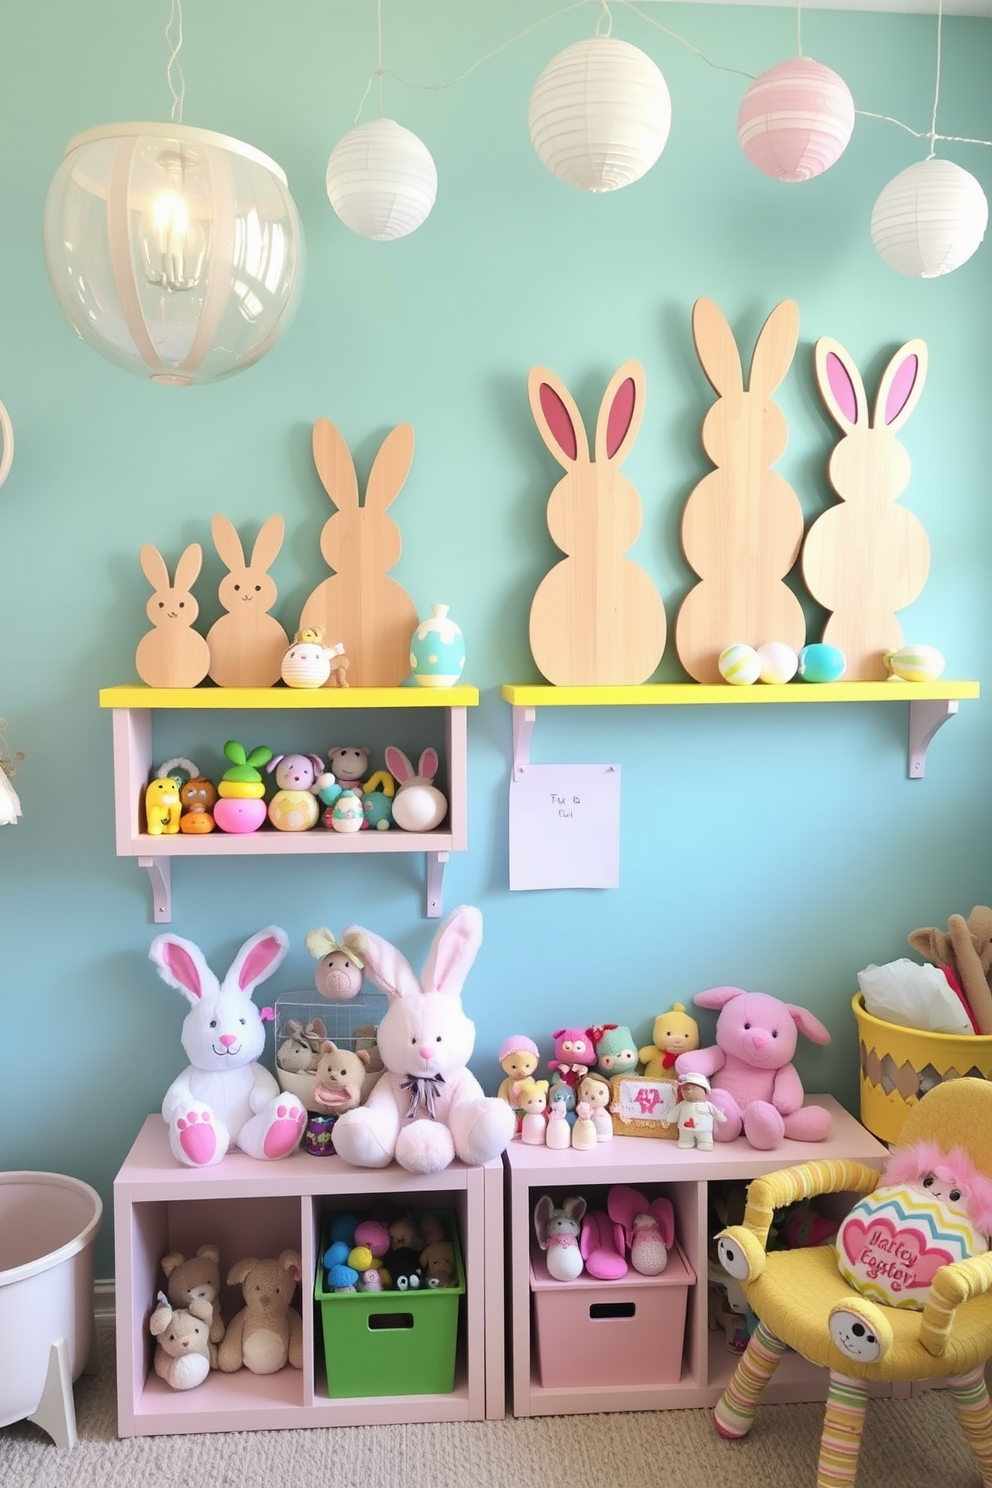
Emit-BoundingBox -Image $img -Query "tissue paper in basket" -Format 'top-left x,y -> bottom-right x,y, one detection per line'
858,959 -> 974,1035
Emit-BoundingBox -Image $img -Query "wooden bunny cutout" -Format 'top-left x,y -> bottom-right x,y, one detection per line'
135,543 -> 210,688
206,513 -> 289,687
527,360 -> 666,686
802,336 -> 930,680
675,298 -> 805,684
299,419 -> 418,688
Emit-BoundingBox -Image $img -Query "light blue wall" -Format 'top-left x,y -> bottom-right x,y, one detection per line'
1,1 -> 990,1276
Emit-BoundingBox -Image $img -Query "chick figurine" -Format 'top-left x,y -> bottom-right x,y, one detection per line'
638,1003 -> 699,1080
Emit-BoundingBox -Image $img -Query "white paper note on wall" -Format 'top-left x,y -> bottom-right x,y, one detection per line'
508,763 -> 621,891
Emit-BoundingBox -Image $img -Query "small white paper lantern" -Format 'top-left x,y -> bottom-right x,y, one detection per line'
871,158 -> 989,278
738,58 -> 855,183
326,119 -> 437,241
528,36 -> 671,193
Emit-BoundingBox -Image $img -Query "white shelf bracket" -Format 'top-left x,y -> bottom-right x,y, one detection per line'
908,698 -> 958,779
138,856 -> 172,923
425,850 -> 449,919
511,706 -> 536,782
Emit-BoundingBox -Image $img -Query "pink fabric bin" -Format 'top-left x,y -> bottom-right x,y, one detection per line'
530,1241 -> 694,1388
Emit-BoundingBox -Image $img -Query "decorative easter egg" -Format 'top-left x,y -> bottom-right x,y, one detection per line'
797,643 -> 846,683
836,1184 -> 987,1309
213,798 -> 268,834
718,644 -> 761,686
410,604 -> 466,688
329,789 -> 364,834
756,641 -> 799,685
268,789 -> 319,832
884,645 -> 946,683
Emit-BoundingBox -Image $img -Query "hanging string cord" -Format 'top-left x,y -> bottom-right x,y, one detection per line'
928,0 -> 943,158
595,1 -> 613,38
796,0 -> 803,59
165,0 -> 185,124
617,0 -> 755,80
377,0 -> 384,116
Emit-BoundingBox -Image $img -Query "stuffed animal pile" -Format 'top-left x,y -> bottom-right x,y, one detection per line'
320,1208 -> 459,1294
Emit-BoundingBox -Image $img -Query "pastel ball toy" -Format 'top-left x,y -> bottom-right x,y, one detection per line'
797,643 -> 846,683
718,644 -> 761,686
884,644 -> 946,683
757,641 -> 799,685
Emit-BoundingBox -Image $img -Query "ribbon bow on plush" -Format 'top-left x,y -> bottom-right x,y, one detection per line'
400,1073 -> 446,1121
302,927 -> 365,970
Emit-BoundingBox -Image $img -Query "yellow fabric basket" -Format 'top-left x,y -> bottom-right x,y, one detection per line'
853,991 -> 992,1144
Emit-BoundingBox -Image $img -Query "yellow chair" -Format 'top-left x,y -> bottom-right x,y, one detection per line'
714,1078 -> 992,1488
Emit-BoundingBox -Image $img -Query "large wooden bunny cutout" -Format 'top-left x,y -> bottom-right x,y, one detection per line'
676,298 -> 805,684
527,360 -> 667,686
299,418 -> 418,687
330,905 -> 515,1174
803,336 -> 930,680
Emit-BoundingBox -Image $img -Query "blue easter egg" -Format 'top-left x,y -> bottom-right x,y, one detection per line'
797,643 -> 846,683
410,603 -> 466,688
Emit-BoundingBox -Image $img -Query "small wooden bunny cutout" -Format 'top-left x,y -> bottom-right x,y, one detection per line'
675,298 -> 805,684
299,419 -> 418,688
527,360 -> 666,686
206,513 -> 289,688
136,543 -> 210,689
802,336 -> 930,680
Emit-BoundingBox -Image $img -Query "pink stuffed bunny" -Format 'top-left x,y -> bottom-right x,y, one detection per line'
674,987 -> 832,1149
329,906 -> 515,1174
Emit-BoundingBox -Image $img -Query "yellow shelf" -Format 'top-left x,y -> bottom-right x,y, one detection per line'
100,684 -> 479,710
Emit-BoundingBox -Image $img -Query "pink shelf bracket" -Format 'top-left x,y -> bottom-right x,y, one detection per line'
425,850 -> 449,919
908,698 -> 958,779
138,855 -> 172,922
511,706 -> 536,782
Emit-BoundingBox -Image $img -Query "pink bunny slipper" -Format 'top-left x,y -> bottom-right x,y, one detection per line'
608,1185 -> 676,1276
579,1210 -> 628,1281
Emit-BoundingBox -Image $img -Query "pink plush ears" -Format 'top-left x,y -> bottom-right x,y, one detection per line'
341,905 -> 482,1003
692,986 -> 747,1011
785,1004 -> 832,1046
885,1141 -> 992,1233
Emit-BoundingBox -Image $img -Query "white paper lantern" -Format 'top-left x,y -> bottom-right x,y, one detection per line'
738,58 -> 855,182
871,158 -> 989,278
528,36 -> 671,193
43,123 -> 305,386
326,119 -> 437,241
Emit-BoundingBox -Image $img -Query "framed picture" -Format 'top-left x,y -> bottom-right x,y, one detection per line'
609,1074 -> 678,1139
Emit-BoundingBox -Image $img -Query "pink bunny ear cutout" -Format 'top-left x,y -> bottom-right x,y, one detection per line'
149,933 -> 210,1004
594,360 -> 646,467
227,926 -> 289,996
528,365 -> 589,469
692,298 -> 743,398
422,905 -> 483,999
384,745 -> 415,783
786,1002 -> 832,1046
340,923 -> 420,1001
692,985 -> 749,1011
814,337 -> 868,433
874,338 -> 928,432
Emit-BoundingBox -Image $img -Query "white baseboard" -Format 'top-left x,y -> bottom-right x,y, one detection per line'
94,1278 -> 116,1324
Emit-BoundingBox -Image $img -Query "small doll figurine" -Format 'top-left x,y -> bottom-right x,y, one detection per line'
545,1098 -> 572,1151
497,1035 -> 541,1133
548,1078 -> 577,1126
570,1100 -> 597,1152
512,1077 -> 550,1145
548,1027 -> 595,1087
639,1003 -> 700,1079
592,1024 -> 639,1078
576,1072 -> 613,1141
672,1072 -> 726,1151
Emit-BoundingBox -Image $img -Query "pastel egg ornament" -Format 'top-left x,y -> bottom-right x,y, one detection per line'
737,58 -> 855,183
268,789 -> 319,833
409,604 -> 466,688
884,644 -> 946,683
797,643 -> 846,683
756,641 -> 799,685
718,643 -> 761,686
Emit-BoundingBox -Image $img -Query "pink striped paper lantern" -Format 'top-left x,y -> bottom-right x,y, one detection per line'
738,58 -> 855,183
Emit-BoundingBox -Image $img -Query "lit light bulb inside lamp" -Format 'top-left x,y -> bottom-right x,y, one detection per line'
139,154 -> 206,292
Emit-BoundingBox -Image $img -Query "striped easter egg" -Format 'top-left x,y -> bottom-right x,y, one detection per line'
884,645 -> 946,682
718,644 -> 761,686
738,58 -> 855,183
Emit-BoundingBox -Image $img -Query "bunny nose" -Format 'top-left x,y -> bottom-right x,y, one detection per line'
419,1045 -> 433,1061
749,1031 -> 770,1051
220,1033 -> 237,1047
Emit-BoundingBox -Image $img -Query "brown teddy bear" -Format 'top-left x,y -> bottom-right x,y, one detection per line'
909,906 -> 992,1034
312,1040 -> 372,1114
161,1244 -> 226,1348
419,1240 -> 456,1287
217,1252 -> 304,1375
149,1292 -> 214,1389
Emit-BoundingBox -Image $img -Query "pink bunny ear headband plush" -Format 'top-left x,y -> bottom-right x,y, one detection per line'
884,1139 -> 992,1234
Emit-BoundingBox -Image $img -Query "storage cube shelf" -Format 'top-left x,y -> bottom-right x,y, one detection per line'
98,684 -> 478,921
113,1117 -> 501,1435
503,1096 -> 888,1417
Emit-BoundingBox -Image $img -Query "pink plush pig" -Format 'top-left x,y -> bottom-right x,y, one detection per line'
673,987 -> 831,1150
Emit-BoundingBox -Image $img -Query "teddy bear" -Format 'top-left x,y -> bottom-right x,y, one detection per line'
312,1039 -> 372,1114
674,986 -> 832,1149
217,1252 -> 304,1375
420,1239 -> 456,1287
909,906 -> 992,1034
161,1244 -> 226,1348
149,1292 -> 214,1390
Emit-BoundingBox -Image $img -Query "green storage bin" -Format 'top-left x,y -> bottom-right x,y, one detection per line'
315,1215 -> 465,1397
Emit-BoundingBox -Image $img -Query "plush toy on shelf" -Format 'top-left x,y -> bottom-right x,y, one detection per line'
149,1291 -> 214,1390
218,1253 -> 304,1374
280,626 -> 349,689
144,775 -> 183,836
548,1027 -> 595,1087
534,1194 -> 587,1281
674,986 -> 832,1149
571,1100 -> 598,1151
638,1003 -> 700,1079
497,1034 -> 541,1132
149,925 -> 306,1167
329,905 -> 515,1174
265,752 -> 325,832
591,1024 -> 639,1078
671,1072 -> 727,1151
160,1245 -> 226,1351
421,1240 -> 456,1287
513,1077 -> 550,1144
576,1072 -> 613,1141
384,746 -> 447,832
213,740 -> 273,834
304,927 -> 366,1000
312,1040 -> 372,1115
178,775 -> 217,834
609,1185 -> 676,1276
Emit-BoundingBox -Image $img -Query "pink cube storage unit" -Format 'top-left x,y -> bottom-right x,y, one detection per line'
530,1242 -> 694,1389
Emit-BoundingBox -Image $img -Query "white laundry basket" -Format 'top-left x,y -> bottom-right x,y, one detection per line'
0,1171 -> 103,1446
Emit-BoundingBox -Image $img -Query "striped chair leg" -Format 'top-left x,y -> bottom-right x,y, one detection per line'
815,1371 -> 869,1488
713,1320 -> 788,1439
948,1365 -> 992,1485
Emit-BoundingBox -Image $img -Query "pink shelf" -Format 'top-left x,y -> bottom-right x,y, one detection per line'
503,1095 -> 889,1418
114,1117 -> 503,1436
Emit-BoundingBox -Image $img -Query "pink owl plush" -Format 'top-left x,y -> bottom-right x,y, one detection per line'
674,986 -> 832,1150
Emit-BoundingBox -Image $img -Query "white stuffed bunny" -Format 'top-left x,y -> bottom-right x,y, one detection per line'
330,906 -> 515,1174
149,926 -> 307,1167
